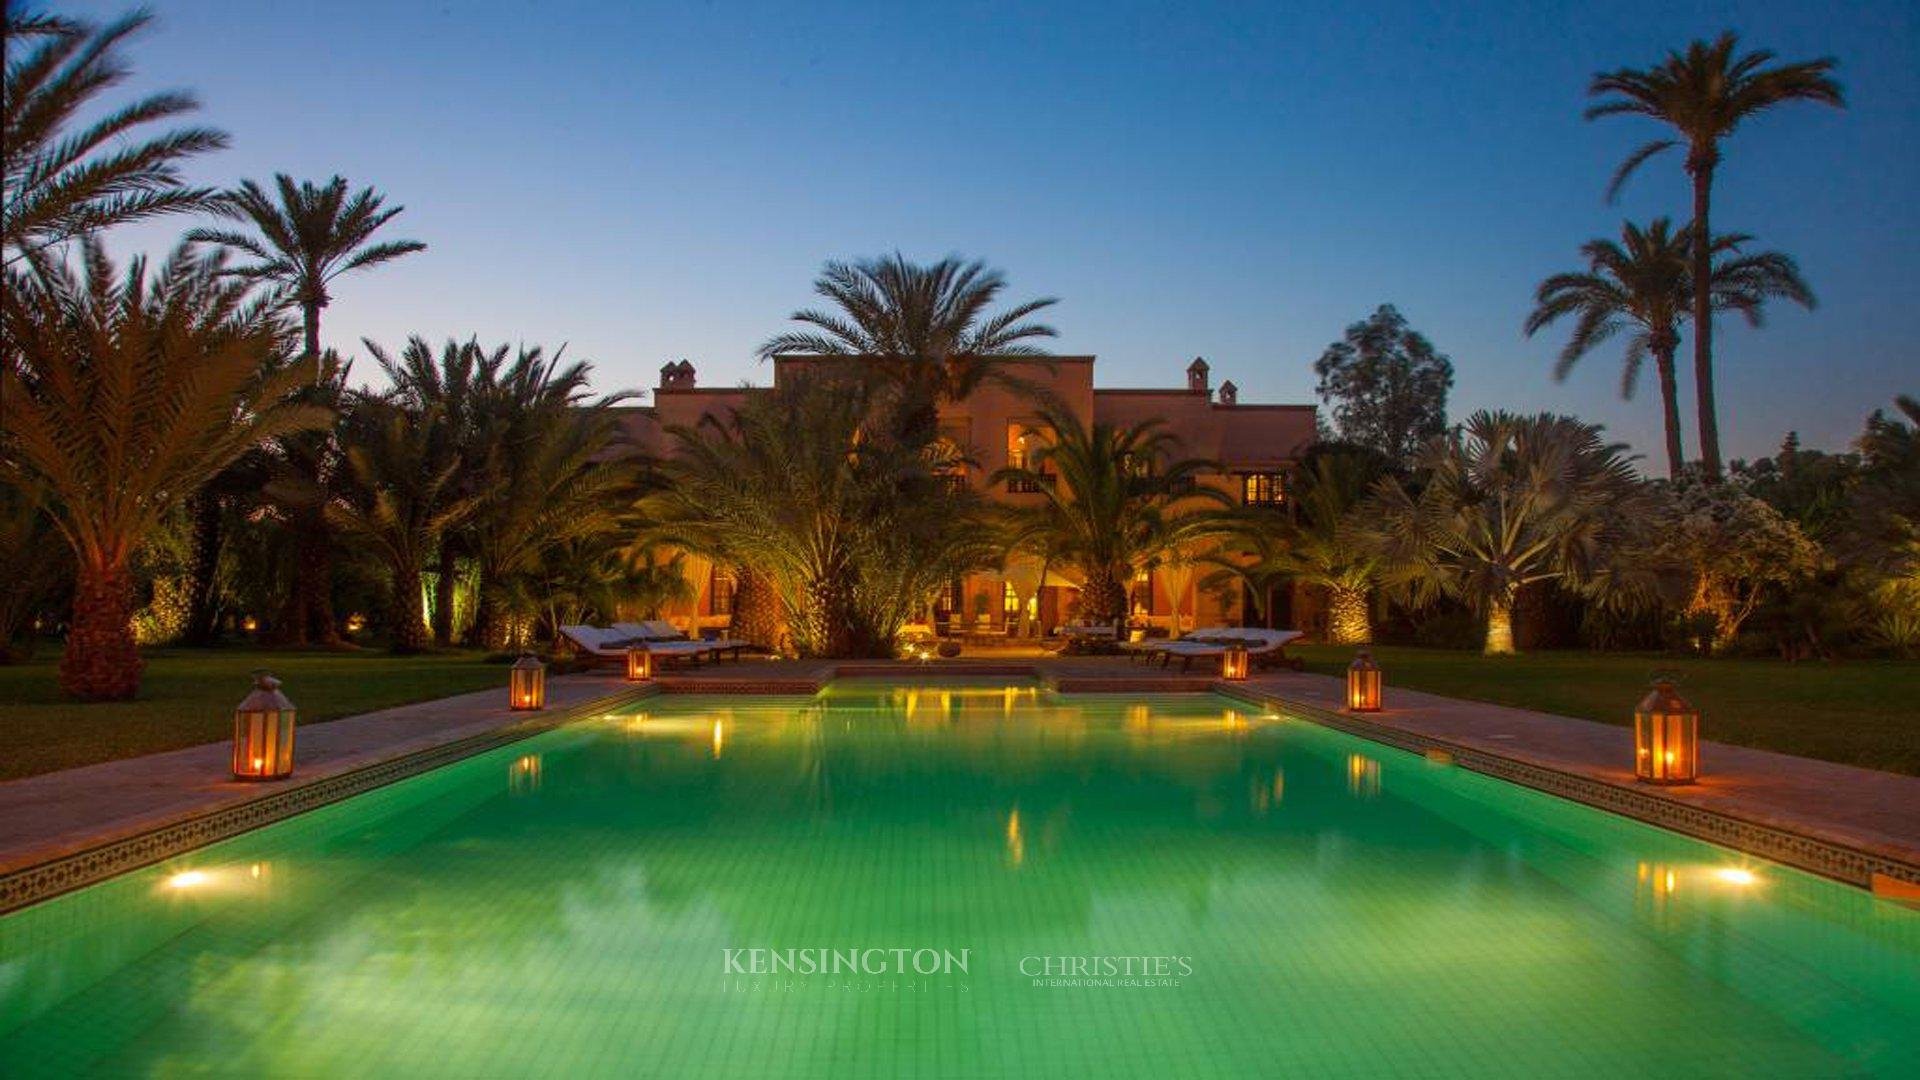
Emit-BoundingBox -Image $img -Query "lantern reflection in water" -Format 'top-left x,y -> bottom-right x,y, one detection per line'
508,754 -> 542,794
1346,753 -> 1381,798
1006,807 -> 1025,868
711,719 -> 726,759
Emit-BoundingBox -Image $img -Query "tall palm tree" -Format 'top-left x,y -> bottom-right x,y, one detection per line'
758,253 -> 1058,435
327,398 -> 482,654
1,241 -> 327,698
1588,33 -> 1842,479
186,174 -> 426,360
1525,219 -> 1815,478
2,4 -> 227,266
1372,411 -> 1646,655
994,408 -> 1226,628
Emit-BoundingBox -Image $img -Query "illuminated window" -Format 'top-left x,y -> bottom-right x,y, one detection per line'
1006,423 -> 1051,493
1241,472 -> 1286,507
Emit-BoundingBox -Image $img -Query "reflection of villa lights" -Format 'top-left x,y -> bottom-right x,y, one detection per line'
1714,867 -> 1758,887
712,720 -> 726,758
166,870 -> 209,890
1006,808 -> 1025,867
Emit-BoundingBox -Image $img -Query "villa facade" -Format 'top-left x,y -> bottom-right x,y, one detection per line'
612,355 -> 1318,637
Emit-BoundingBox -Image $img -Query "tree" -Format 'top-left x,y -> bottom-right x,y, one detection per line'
1525,219 -> 1815,478
994,407 -> 1227,628
1645,476 -> 1820,651
2,4 -> 227,267
1258,451 -> 1388,644
1589,33 -> 1843,479
368,337 -> 637,649
649,373 -> 990,657
1373,411 -> 1646,655
327,398 -> 480,654
1313,305 -> 1454,462
758,253 -> 1057,437
1,242 -> 326,697
186,175 -> 426,361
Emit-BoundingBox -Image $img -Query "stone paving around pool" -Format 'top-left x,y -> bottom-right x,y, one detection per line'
3,656 -> 1917,912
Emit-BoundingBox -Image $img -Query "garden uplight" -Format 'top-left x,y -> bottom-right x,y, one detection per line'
625,643 -> 654,682
232,671 -> 296,781
1221,645 -> 1249,680
1633,676 -> 1698,784
510,652 -> 547,710
1347,649 -> 1382,712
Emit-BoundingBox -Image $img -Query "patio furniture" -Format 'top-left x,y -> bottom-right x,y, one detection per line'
559,625 -> 715,665
1156,628 -> 1305,672
1123,626 -> 1232,664
611,621 -> 753,662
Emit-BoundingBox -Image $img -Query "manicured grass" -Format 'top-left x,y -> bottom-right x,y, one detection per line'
0,647 -> 510,781
1291,645 -> 1920,776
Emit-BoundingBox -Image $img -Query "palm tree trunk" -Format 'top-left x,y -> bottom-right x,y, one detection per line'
1484,591 -> 1517,656
296,516 -> 341,646
1689,164 -> 1722,480
1327,584 -> 1372,645
390,562 -> 428,654
63,560 -> 143,700
1079,564 -> 1128,627
1653,343 -> 1686,479
302,301 -> 322,366
431,542 -> 457,646
732,566 -> 786,654
182,491 -> 224,645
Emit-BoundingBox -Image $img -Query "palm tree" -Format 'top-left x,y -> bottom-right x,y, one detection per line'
994,408 -> 1226,628
2,4 -> 227,266
649,373 -> 989,657
186,175 -> 426,360
1525,219 -> 1815,478
1588,33 -> 1843,479
1372,411 -> 1646,655
1257,452 -> 1387,644
1,241 -> 327,698
758,253 -> 1058,435
327,398 -> 481,654
371,337 -> 640,648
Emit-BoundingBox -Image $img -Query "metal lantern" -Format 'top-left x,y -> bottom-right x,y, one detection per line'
232,671 -> 296,781
510,652 -> 547,710
1347,649 -> 1382,712
1634,676 -> 1698,784
625,643 -> 654,682
1221,644 -> 1250,680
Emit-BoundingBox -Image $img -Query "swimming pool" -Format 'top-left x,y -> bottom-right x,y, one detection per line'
3,680 -> 1916,1076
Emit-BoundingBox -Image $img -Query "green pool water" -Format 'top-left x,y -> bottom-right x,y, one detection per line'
3,681 -> 1916,1078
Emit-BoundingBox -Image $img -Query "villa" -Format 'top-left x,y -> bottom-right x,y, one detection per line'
615,354 -> 1319,637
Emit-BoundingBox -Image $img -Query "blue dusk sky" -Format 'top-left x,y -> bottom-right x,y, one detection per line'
63,0 -> 1919,464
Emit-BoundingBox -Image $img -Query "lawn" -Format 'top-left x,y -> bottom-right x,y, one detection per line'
1291,645 -> 1920,776
0,647 -> 511,781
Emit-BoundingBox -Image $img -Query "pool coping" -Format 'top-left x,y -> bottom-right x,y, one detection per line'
1210,682 -> 1920,893
0,684 -> 660,914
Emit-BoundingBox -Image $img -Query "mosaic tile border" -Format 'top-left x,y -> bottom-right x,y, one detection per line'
1213,682 -> 1920,891
0,685 -> 660,915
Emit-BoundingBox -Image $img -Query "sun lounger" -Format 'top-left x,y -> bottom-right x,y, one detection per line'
611,622 -> 754,662
1156,628 -> 1305,672
560,625 -> 715,665
1123,626 -> 1234,663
